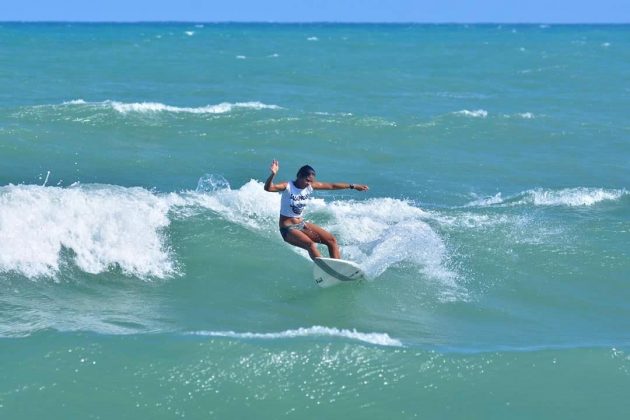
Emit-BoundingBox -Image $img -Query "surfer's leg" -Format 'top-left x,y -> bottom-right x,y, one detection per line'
303,223 -> 340,259
282,229 -> 322,260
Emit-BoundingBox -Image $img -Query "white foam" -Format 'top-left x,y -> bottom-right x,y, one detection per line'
189,325 -> 402,347
236,55 -> 247,59
0,178 -> 463,300
307,36 -> 319,41
313,198 -> 461,295
517,112 -> 535,119
313,111 -> 353,117
61,100 -> 281,114
454,109 -> 488,118
357,116 -> 397,127
464,188 -> 628,208
464,193 -> 504,207
525,188 -> 627,207
425,211 -> 513,229
190,182 -> 292,226
108,100 -> 280,114
185,31 -> 195,36
0,179 -> 283,280
62,99 -> 87,105
0,184 -> 183,278
190,178 -> 462,298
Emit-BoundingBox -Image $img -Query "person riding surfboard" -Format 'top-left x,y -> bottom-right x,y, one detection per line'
264,160 -> 368,260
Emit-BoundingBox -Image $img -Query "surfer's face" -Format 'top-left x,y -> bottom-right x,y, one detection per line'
298,173 -> 315,187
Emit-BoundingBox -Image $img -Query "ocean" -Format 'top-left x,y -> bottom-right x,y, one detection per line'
0,23 -> 628,418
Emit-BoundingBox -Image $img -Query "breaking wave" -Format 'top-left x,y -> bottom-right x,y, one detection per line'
464,188 -> 628,208
60,99 -> 282,114
189,325 -> 402,347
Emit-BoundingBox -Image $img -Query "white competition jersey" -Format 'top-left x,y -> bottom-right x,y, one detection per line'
280,181 -> 313,218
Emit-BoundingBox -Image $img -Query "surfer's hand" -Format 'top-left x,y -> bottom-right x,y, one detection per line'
353,184 -> 369,191
270,159 -> 279,175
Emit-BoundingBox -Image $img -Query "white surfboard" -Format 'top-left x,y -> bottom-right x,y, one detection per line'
313,257 -> 366,288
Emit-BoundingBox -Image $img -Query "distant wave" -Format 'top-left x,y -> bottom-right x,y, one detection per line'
431,91 -> 491,99
454,109 -> 488,118
60,99 -> 282,114
421,110 -> 536,125
513,112 -> 535,119
453,109 -> 535,120
189,326 -> 402,347
62,99 -> 88,105
525,188 -> 627,207
464,188 -> 628,208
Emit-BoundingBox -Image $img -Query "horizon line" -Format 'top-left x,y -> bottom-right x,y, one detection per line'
1,20 -> 629,25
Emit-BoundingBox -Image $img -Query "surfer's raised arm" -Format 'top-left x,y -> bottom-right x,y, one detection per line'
264,159 -> 288,192
311,181 -> 369,191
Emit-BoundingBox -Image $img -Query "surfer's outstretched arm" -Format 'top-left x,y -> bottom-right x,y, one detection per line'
264,159 -> 288,192
311,181 -> 369,191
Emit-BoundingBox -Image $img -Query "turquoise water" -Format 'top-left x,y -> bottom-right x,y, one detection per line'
1,23 -> 629,418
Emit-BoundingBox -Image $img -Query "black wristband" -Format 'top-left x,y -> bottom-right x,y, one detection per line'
349,184 -> 355,190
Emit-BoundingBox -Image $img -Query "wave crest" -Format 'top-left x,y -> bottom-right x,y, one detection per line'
189,326 -> 402,347
61,99 -> 282,114
454,109 -> 488,118
0,184 -> 183,279
465,188 -> 628,208
525,188 -> 627,206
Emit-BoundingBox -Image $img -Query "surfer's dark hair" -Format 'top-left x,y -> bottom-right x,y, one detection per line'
296,165 -> 316,178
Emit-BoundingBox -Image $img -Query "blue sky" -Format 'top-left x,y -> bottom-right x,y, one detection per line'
2,0 -> 629,23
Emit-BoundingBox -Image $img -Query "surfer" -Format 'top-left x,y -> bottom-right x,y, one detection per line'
264,160 -> 368,260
